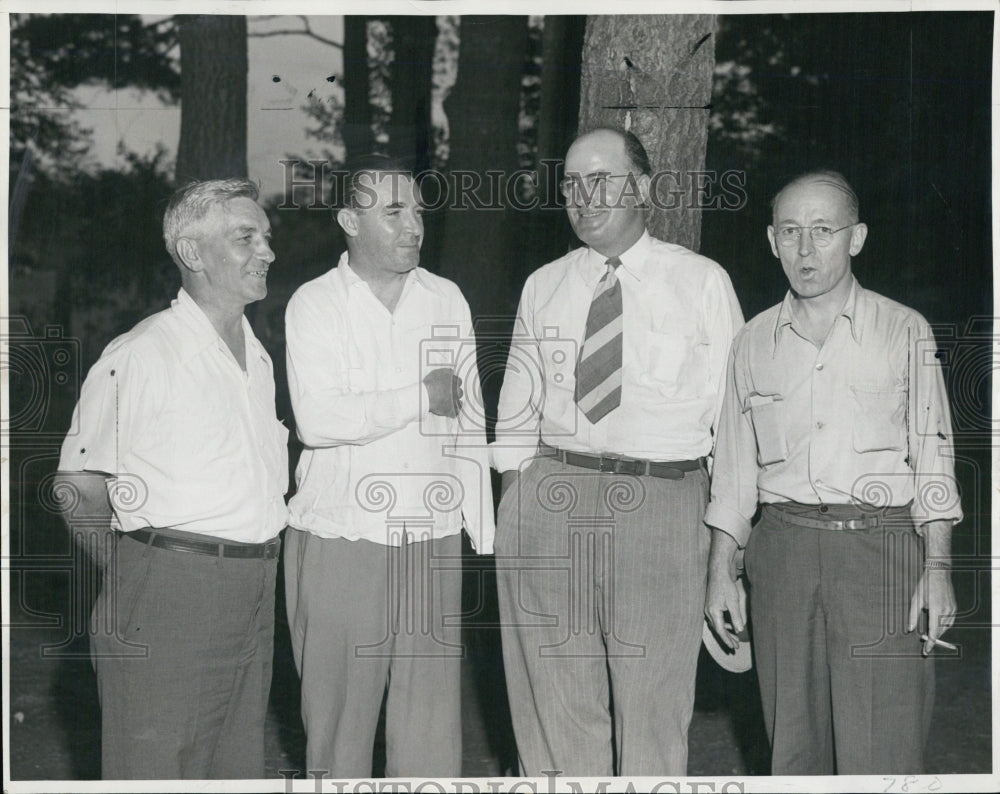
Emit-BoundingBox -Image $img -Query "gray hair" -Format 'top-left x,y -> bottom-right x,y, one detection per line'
163,179 -> 260,266
771,170 -> 860,223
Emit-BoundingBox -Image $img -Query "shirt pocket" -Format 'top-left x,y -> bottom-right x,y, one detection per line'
850,384 -> 906,452
744,392 -> 788,466
648,329 -> 687,376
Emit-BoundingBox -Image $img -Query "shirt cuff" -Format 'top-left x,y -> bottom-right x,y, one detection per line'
704,501 -> 752,548
389,382 -> 427,426
490,440 -> 539,473
911,509 -> 964,536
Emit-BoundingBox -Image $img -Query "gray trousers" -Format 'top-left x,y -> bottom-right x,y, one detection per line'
91,530 -> 277,779
284,530 -> 463,778
495,455 -> 710,776
746,505 -> 935,774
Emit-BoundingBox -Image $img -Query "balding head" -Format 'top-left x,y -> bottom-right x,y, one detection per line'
771,170 -> 860,224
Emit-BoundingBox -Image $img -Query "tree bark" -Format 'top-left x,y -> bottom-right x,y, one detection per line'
175,15 -> 247,183
385,15 -> 437,174
435,16 -> 528,321
579,15 -> 716,252
342,15 -> 373,161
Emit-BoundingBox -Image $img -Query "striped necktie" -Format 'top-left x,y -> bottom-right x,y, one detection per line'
574,256 -> 623,423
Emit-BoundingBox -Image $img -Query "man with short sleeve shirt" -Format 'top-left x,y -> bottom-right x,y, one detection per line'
492,128 -> 743,775
54,179 -> 289,779
704,170 -> 961,774
283,156 -> 494,777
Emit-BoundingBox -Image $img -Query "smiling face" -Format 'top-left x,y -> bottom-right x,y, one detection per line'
563,130 -> 650,257
337,171 -> 424,279
187,196 -> 275,308
767,179 -> 867,302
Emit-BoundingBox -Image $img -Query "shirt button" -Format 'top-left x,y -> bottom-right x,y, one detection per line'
816,478 -> 824,486
815,363 -> 824,371
816,421 -> 824,429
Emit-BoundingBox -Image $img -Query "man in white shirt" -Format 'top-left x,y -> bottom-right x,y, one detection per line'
284,155 -> 494,777
492,128 -> 743,775
54,179 -> 289,779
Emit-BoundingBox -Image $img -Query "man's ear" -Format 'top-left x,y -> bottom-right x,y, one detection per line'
766,226 -> 780,258
636,173 -> 652,208
336,208 -> 360,238
849,222 -> 868,257
175,237 -> 202,273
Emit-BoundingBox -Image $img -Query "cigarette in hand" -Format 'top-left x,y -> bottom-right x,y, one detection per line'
920,634 -> 957,651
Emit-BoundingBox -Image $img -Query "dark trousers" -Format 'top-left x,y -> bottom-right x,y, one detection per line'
90,529 -> 278,779
284,530 -> 463,778
745,505 -> 935,774
495,455 -> 710,776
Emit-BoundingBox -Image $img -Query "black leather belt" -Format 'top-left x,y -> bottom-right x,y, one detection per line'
539,442 -> 702,480
125,529 -> 281,559
764,503 -> 909,531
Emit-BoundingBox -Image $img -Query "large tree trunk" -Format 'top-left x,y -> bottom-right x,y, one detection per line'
437,16 -> 528,321
579,15 -> 716,252
342,15 -> 373,161
175,15 -> 247,183
384,15 -> 437,174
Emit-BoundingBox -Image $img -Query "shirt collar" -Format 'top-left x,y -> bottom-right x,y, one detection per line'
581,230 -> 651,286
173,287 -> 265,367
772,275 -> 864,350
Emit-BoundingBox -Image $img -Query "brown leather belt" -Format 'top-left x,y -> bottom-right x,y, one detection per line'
764,502 -> 910,531
539,442 -> 702,480
125,528 -> 281,559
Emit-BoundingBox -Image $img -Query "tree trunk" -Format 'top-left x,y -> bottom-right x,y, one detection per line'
342,15 -> 373,161
175,15 -> 247,183
579,15 -> 716,252
525,15 -> 587,269
437,16 -> 528,321
385,15 -> 437,174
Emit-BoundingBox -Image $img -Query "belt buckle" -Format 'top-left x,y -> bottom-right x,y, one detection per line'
598,454 -> 620,473
843,515 -> 879,531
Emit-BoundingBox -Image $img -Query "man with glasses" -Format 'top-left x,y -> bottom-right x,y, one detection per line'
492,127 -> 743,775
704,170 -> 961,773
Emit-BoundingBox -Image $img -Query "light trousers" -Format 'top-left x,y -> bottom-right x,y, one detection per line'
495,455 -> 710,776
284,529 -> 463,778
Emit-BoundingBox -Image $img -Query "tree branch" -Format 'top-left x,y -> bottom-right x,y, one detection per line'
248,16 -> 343,49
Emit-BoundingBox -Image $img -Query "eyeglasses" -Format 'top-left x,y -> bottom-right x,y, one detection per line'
775,224 -> 855,246
559,173 -> 634,199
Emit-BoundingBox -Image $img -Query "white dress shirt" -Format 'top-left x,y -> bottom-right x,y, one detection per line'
492,232 -> 744,472
285,253 -> 495,552
58,288 -> 290,543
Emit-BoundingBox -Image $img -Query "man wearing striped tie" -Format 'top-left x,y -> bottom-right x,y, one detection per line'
492,128 -> 743,776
